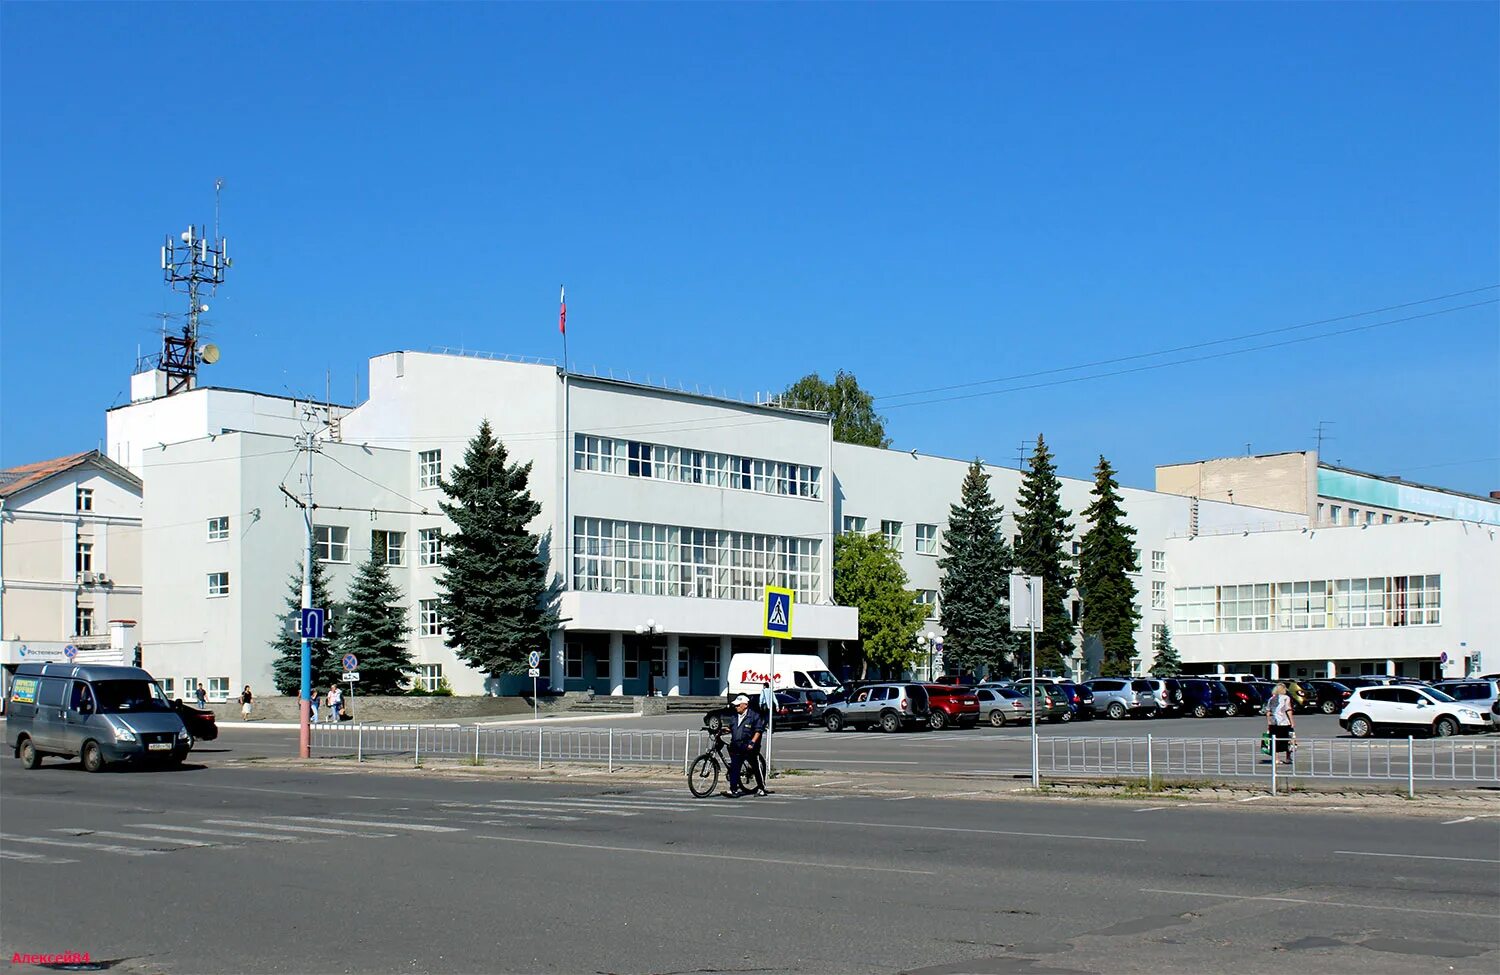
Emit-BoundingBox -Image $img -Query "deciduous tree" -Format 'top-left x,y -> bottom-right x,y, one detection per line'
833,532 -> 928,678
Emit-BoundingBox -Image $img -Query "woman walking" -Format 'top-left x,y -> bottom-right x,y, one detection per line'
1268,682 -> 1296,765
239,684 -> 254,720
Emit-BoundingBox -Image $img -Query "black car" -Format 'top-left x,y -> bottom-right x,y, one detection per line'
771,689 -> 827,729
171,699 -> 218,742
1051,682 -> 1095,720
1223,681 -> 1269,717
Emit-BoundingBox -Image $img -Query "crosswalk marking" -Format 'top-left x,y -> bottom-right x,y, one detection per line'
0,832 -> 166,857
56,828 -> 221,848
444,800 -> 638,817
268,816 -> 464,833
204,819 -> 396,838
136,824 -> 306,842
477,815 -> 583,824
0,848 -> 78,864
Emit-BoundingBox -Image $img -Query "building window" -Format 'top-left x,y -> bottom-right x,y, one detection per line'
1151,580 -> 1166,610
1382,514 -> 1392,525
881,520 -> 903,551
207,572 -> 230,597
183,677 -> 199,699
76,487 -> 93,512
418,599 -> 443,637
1151,550 -> 1165,573
1365,511 -> 1377,526
573,517 -> 822,602
1329,505 -> 1341,524
418,450 -> 442,489
916,589 -> 939,618
1150,623 -> 1165,648
572,432 -> 821,500
207,516 -> 230,541
1172,586 -> 1216,634
1071,539 -> 1082,557
1316,502 -> 1326,524
76,541 -> 94,574
418,528 -> 443,566
314,525 -> 350,563
1219,583 -> 1273,632
1347,508 -> 1360,526
702,652 -> 720,680
207,677 -> 230,703
915,524 -> 938,555
75,606 -> 94,636
842,515 -> 867,535
565,644 -> 583,680
158,677 -> 175,699
373,530 -> 405,567
415,664 -> 444,691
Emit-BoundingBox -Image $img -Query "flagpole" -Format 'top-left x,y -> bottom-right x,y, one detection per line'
559,284 -> 572,686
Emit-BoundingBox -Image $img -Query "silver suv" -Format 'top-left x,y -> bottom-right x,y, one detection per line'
823,683 -> 931,733
1082,678 -> 1158,719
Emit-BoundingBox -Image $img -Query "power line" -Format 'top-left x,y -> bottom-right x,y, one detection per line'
874,285 -> 1498,403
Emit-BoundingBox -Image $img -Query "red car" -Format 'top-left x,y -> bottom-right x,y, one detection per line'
922,684 -> 980,730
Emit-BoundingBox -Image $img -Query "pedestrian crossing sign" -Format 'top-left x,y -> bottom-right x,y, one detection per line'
763,586 -> 794,638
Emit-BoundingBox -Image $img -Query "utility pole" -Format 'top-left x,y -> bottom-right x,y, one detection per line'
279,425 -> 318,759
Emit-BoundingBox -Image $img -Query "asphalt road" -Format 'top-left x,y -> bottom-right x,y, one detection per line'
2,753 -> 1497,974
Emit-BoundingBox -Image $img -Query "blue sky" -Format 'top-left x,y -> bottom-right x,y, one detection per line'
3,3 -> 1497,496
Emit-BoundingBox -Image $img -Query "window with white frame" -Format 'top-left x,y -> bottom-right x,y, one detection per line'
842,515 -> 867,535
418,450 -> 442,489
158,677 -> 175,698
418,528 -> 443,566
1150,580 -> 1166,610
572,432 -> 821,500
1347,508 -> 1360,526
207,516 -> 230,541
76,541 -> 93,574
1151,550 -> 1165,573
207,572 -> 230,597
1382,514 -> 1392,525
1365,510 -> 1377,526
75,606 -> 94,636
208,677 -> 230,702
881,520 -> 903,550
314,525 -> 350,563
1328,504 -> 1341,524
183,677 -> 199,699
416,664 -> 444,692
565,644 -> 583,679
1276,580 -> 1328,630
418,599 -> 442,636
76,487 -> 93,512
916,589 -> 939,618
373,530 -> 405,566
1150,622 -> 1165,648
1171,586 -> 1215,634
1218,583 -> 1271,632
915,524 -> 938,555
1316,502 -> 1326,524
573,517 -> 822,602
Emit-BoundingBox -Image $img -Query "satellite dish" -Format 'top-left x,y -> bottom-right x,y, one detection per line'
200,344 -> 221,364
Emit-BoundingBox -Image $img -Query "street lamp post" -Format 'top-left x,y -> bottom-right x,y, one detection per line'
916,631 -> 937,681
634,618 -> 661,695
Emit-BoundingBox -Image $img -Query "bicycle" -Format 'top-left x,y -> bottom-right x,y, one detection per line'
687,728 -> 763,798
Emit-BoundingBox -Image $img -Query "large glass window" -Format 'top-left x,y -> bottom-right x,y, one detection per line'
573,517 -> 821,602
1171,587 -> 1215,634
572,433 -> 820,500
1178,575 -> 1439,634
314,525 -> 350,563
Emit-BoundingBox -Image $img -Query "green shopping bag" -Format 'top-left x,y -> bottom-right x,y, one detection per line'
1259,732 -> 1273,756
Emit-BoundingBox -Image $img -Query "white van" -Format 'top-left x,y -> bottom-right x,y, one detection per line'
725,653 -> 841,697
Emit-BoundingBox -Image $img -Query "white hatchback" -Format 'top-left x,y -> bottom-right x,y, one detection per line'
1339,685 -> 1491,738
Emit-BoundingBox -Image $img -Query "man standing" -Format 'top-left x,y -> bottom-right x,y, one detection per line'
727,694 -> 767,798
194,684 -> 208,711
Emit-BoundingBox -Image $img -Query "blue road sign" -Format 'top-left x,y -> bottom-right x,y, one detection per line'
63,645 -> 77,660
763,586 -> 794,638
342,653 -> 359,672
300,608 -> 326,641
527,650 -> 541,669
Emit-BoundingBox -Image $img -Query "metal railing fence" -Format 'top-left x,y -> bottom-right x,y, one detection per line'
312,723 -> 712,772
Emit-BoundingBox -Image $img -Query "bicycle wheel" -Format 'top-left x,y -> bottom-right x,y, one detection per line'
741,755 -> 764,794
687,754 -> 720,798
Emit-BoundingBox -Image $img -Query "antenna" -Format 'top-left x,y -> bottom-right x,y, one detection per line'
1314,420 -> 1335,455
158,181 -> 231,395
1015,441 -> 1033,470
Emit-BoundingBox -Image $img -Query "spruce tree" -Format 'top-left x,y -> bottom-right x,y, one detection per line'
1078,456 -> 1142,677
334,549 -> 415,693
437,420 -> 560,676
937,460 -> 1015,675
1013,434 -> 1076,673
833,532 -> 928,679
270,559 -> 340,694
1151,625 -> 1181,677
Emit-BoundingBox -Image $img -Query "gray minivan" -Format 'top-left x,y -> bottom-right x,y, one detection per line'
7,663 -> 190,771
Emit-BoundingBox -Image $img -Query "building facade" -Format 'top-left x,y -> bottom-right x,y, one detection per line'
1,452 -> 144,698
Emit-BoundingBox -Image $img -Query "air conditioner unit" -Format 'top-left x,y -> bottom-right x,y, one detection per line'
96,573 -> 111,586
80,571 -> 97,584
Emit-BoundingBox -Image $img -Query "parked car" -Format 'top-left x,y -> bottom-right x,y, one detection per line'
1340,685 -> 1491,738
822,683 -> 932,733
1175,678 -> 1231,718
1138,678 -> 1182,717
1431,680 -> 1500,716
975,687 -> 1030,726
1224,680 -> 1270,718
1013,684 -> 1073,723
923,685 -> 980,730
8,663 -> 191,771
171,699 -> 219,744
1297,680 -> 1355,715
1052,682 -> 1095,719
768,690 -> 827,729
1082,678 -> 1157,719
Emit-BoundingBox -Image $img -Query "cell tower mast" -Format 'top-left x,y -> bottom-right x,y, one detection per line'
158,180 -> 230,395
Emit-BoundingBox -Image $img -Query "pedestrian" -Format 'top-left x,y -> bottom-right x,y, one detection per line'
239,684 -> 253,720
725,694 -> 767,798
1268,682 -> 1296,764
328,684 -> 343,722
194,684 -> 208,710
310,688 -> 321,723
